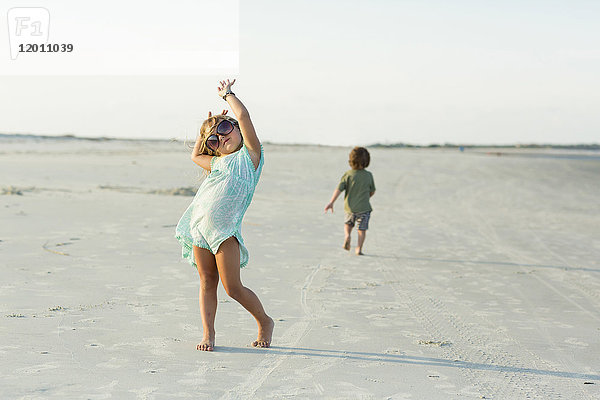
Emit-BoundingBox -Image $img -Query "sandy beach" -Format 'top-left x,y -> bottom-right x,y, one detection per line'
1,136 -> 599,399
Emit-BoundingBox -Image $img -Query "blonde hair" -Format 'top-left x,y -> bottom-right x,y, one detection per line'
195,115 -> 240,157
349,146 -> 370,169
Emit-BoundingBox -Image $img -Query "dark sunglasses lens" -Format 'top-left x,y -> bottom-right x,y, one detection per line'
206,135 -> 219,150
216,120 -> 234,135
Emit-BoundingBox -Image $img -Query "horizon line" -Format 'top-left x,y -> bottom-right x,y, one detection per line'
0,132 -> 599,150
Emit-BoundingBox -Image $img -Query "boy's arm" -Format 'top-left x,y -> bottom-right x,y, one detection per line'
370,174 -> 376,197
324,189 -> 342,213
217,79 -> 261,168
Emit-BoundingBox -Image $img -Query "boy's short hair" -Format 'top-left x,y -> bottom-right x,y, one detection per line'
349,147 -> 370,169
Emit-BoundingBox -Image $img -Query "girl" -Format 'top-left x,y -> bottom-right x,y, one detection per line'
175,79 -> 274,351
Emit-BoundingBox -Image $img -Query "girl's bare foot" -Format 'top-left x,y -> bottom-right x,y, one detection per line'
355,248 -> 364,255
197,334 -> 215,351
252,316 -> 274,348
343,236 -> 351,250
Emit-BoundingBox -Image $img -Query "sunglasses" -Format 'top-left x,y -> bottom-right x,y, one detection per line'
205,119 -> 236,151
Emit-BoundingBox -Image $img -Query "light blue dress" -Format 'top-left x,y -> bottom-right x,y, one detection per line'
175,144 -> 264,268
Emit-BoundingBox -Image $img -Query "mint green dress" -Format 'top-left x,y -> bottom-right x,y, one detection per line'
175,144 -> 263,268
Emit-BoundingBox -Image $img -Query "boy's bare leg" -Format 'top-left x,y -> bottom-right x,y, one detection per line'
356,229 -> 366,255
215,237 -> 274,348
343,224 -> 352,250
193,246 -> 220,351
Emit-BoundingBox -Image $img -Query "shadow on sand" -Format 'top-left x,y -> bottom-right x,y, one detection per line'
216,345 -> 600,381
360,253 -> 599,273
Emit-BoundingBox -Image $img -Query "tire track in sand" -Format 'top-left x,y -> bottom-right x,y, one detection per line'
527,227 -> 600,308
218,263 -> 322,400
371,227 -> 569,399
459,181 -> 593,398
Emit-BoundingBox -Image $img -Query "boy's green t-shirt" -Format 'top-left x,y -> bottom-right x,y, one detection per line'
338,169 -> 376,214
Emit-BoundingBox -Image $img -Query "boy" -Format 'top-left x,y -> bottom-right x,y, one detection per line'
324,147 -> 376,255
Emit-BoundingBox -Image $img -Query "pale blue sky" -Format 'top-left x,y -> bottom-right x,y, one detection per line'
1,0 -> 599,145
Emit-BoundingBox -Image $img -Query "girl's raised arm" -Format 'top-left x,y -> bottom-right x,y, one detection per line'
217,79 -> 261,168
190,110 -> 228,171
191,134 -> 213,171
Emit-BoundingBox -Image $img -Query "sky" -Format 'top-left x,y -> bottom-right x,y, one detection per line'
1,0 -> 599,146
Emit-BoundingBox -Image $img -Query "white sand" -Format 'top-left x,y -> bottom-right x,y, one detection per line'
1,138 -> 599,399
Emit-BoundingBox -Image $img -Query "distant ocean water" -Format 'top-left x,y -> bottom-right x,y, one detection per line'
488,152 -> 600,161
1,133 -> 599,160
0,133 -> 169,142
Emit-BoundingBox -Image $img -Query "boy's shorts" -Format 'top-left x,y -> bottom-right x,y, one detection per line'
344,211 -> 371,230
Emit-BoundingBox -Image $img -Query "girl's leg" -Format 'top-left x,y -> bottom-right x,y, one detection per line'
193,245 -> 219,351
356,229 -> 366,255
344,223 -> 352,250
215,236 -> 274,348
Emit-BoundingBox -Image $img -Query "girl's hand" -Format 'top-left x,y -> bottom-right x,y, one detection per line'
207,110 -> 228,118
324,202 -> 334,213
217,79 -> 236,97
